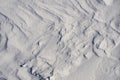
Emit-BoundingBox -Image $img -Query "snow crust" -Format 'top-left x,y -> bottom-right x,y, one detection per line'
0,0 -> 120,80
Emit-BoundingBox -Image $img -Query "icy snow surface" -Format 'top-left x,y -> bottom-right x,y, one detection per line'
0,0 -> 120,80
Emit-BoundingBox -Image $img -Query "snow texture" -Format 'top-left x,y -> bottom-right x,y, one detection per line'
0,0 -> 120,80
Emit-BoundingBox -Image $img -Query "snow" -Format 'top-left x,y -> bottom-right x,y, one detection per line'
0,0 -> 120,80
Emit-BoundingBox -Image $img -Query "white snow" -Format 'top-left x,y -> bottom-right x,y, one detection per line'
0,0 -> 120,80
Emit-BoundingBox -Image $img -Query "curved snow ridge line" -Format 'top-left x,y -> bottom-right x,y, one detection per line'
0,32 -> 8,52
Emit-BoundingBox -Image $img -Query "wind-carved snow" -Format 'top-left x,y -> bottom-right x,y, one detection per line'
0,0 -> 120,80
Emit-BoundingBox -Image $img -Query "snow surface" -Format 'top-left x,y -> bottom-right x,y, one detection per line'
0,0 -> 120,80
